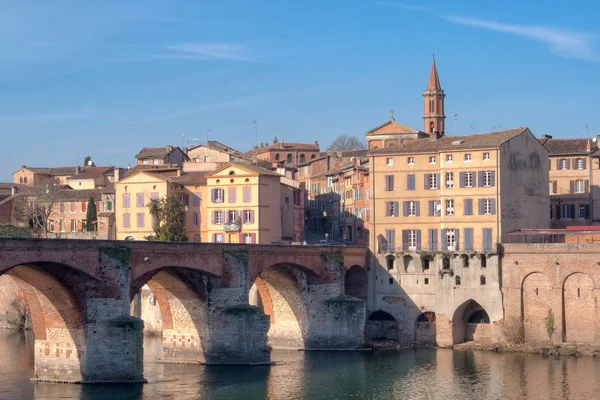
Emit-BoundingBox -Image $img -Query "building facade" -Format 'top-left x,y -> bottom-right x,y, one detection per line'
135,146 -> 188,166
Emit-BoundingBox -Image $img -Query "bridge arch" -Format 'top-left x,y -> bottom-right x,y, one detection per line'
451,299 -> 491,344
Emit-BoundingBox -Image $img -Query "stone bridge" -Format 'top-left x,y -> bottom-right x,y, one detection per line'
0,238 -> 368,383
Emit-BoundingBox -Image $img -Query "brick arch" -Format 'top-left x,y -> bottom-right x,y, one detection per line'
521,271 -> 552,342
0,249 -> 102,280
144,269 -> 209,363
345,265 -> 367,300
451,299 -> 491,344
130,254 -> 224,286
250,264 -> 310,349
562,272 -> 595,343
4,264 -> 86,382
247,252 -> 324,286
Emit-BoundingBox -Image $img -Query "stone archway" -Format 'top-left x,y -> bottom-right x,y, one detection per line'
563,273 -> 595,343
452,300 -> 491,344
414,312 -> 436,345
521,272 -> 552,342
365,310 -> 399,341
249,264 -> 310,349
345,265 -> 367,300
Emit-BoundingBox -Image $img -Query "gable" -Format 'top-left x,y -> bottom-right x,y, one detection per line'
117,171 -> 168,184
209,165 -> 259,179
366,120 -> 421,136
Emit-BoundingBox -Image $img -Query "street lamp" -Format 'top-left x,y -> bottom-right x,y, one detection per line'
323,211 -> 329,242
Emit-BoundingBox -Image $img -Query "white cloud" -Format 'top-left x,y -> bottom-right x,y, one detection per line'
443,15 -> 599,61
157,43 -> 252,61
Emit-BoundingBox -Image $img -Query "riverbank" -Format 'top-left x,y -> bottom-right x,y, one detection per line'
453,341 -> 600,357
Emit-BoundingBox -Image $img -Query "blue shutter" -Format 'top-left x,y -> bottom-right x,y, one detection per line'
435,174 -> 440,190
464,228 -> 473,250
459,172 -> 465,188
402,230 -> 409,250
455,229 -> 460,251
403,201 -> 408,217
386,202 -> 391,216
472,172 -> 477,187
490,171 -> 496,187
416,201 -> 420,216
441,229 -> 446,250
416,230 -> 422,251
394,201 -> 399,217
478,199 -> 484,215
424,174 -> 430,189
429,200 -> 434,216
491,199 -> 496,215
429,229 -> 438,251
478,171 -> 484,187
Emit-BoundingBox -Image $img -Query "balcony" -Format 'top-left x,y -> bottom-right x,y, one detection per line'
378,242 -> 497,255
223,220 -> 241,232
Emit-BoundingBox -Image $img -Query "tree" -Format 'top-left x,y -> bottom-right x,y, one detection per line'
327,135 -> 366,151
13,185 -> 62,238
147,191 -> 188,241
83,156 -> 96,167
86,197 -> 97,231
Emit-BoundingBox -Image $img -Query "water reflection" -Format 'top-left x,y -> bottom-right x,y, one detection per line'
1,331 -> 599,399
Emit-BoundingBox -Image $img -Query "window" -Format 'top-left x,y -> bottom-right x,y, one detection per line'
153,158 -> 159,165
483,152 -> 490,161
214,233 -> 224,243
386,201 -> 399,217
151,193 -> 159,201
105,200 -> 113,211
275,154 -> 280,161
49,220 -> 55,232
483,199 -> 492,215
408,229 -> 417,250
429,156 -> 436,164
193,193 -> 201,207
576,158 -> 585,170
480,275 -> 486,285
424,278 -> 429,285
429,174 -> 438,189
213,189 -> 224,203
407,157 -> 414,165
446,172 -> 454,188
284,197 -> 289,204
299,154 -> 306,163
123,193 -> 130,208
386,256 -> 395,270
243,187 -> 251,202
214,211 -> 223,224
193,212 -> 199,226
465,172 -> 473,187
366,189 -> 370,201
560,159 -> 568,170
81,220 -> 87,231
70,219 -> 77,232
59,202 -> 65,213
286,154 -> 292,163
244,234 -> 253,244
483,171 -> 492,187
446,154 -> 453,163
455,276 -> 461,286
244,210 -> 254,224
70,202 -> 76,213
406,174 -> 415,190
385,175 -> 395,191
561,204 -> 572,219
142,159 -> 149,165
575,180 -> 585,193
386,158 -> 393,166
446,229 -> 456,251
446,199 -> 455,216
137,213 -> 145,227
59,220 -> 65,232
228,210 -> 238,223
465,153 -> 472,162
408,201 -> 417,216
136,193 -> 144,208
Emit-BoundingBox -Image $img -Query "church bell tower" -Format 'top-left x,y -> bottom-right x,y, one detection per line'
423,55 -> 445,139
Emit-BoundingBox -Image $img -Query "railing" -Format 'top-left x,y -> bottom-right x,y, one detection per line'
223,221 -> 241,232
378,242 -> 497,254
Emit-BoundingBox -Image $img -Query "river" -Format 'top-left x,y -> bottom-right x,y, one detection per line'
1,331 -> 599,400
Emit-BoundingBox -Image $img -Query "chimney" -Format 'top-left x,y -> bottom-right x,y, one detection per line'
114,168 -> 120,183
315,139 -> 319,147
75,165 -> 80,174
429,131 -> 439,141
167,145 -> 173,152
587,139 -> 592,153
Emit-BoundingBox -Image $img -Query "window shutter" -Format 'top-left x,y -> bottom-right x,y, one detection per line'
566,160 -> 571,170
585,180 -> 590,193
435,174 -> 440,189
429,229 -> 438,251
416,201 -> 420,216
424,174 -> 430,189
478,199 -> 484,215
229,187 -> 236,203
390,175 -> 394,190
429,200 -> 434,216
407,174 -> 415,190
491,199 -> 496,215
472,172 -> 477,187
572,159 -> 577,169
490,171 -> 496,187
585,204 -> 591,219
583,158 -> 587,169
403,201 -> 408,217
555,159 -> 560,170
459,172 -> 465,188
243,187 -> 251,202
483,229 -> 489,250
440,229 -> 446,249
394,201 -> 399,217
211,189 -> 216,202
251,210 -> 255,224
552,181 -> 557,194
464,199 -> 472,215
569,180 -> 574,194
464,228 -> 473,250
386,202 -> 391,216
211,211 -> 215,224
570,204 -> 575,218
402,230 -> 409,248
556,205 -> 561,220
416,230 -> 422,251
251,233 -> 256,244
385,175 -> 390,191
478,171 -> 484,187
212,234 -> 216,243
455,229 -> 460,251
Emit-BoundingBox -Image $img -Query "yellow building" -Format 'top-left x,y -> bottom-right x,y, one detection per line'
114,170 -> 207,241
205,163 -> 304,244
369,127 -> 549,253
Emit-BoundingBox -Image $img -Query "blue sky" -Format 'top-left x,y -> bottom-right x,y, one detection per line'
1,0 -> 599,179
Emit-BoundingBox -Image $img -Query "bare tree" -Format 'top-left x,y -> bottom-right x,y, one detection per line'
327,135 -> 366,151
13,185 -> 62,238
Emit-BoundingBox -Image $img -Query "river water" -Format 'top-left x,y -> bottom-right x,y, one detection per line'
1,331 -> 599,400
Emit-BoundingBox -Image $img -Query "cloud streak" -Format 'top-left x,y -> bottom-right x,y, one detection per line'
442,15 -> 599,61
155,43 -> 253,61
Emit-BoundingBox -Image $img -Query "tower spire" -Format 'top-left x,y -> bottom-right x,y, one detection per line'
423,56 -> 445,138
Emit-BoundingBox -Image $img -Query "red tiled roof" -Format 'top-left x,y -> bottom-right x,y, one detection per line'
167,172 -> 209,185
135,146 -> 182,159
245,142 -> 320,156
538,137 -> 597,155
67,166 -> 113,180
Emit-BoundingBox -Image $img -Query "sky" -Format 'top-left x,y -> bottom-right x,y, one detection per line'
1,0 -> 599,179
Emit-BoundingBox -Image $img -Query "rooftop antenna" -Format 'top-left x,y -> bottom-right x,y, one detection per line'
453,113 -> 458,135
586,125 -> 590,136
253,120 -> 259,165
492,124 -> 497,132
469,125 -> 473,133
205,129 -> 211,146
181,134 -> 185,148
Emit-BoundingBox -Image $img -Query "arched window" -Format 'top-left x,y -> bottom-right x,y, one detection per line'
430,121 -> 435,134
286,154 -> 292,163
311,154 -> 316,159
368,310 -> 396,321
299,154 -> 306,163
456,276 -> 461,286
429,99 -> 434,113
480,275 -> 486,285
386,256 -> 395,270
275,154 -> 280,161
